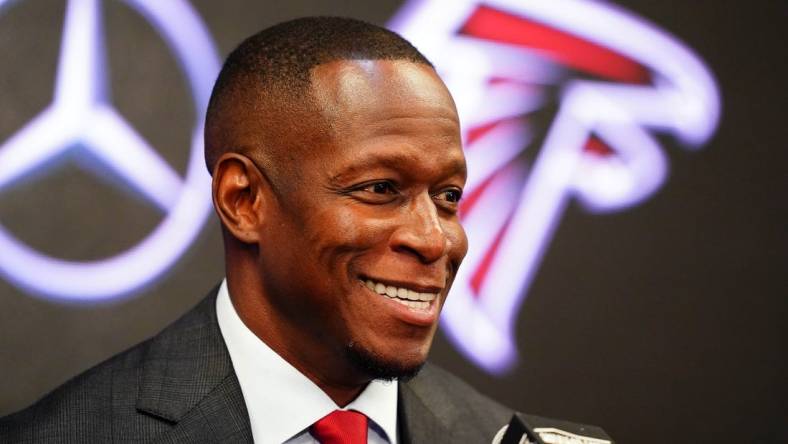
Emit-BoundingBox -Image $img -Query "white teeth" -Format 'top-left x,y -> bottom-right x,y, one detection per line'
392,299 -> 430,310
363,279 -> 438,306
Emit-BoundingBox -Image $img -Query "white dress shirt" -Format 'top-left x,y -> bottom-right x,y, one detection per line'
216,280 -> 399,444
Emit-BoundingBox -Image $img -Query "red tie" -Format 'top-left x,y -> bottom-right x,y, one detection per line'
310,410 -> 368,444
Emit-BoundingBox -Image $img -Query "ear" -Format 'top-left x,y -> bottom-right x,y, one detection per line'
212,152 -> 269,244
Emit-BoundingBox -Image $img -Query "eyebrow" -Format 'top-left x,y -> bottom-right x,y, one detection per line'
329,151 -> 467,184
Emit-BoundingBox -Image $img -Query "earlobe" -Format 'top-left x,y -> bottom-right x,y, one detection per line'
212,153 -> 266,244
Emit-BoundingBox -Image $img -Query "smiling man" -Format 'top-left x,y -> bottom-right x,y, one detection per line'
1,17 -> 514,444
213,56 -> 469,396
202,17 -> 510,442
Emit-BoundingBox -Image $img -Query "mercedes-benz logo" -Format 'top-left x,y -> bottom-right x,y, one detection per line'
0,0 -> 221,301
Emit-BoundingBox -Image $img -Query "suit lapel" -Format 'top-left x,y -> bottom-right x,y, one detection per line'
151,374 -> 252,443
132,288 -> 470,443
398,379 -> 452,444
134,287 -> 253,442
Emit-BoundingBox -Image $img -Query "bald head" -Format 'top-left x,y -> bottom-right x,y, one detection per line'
204,16 -> 434,190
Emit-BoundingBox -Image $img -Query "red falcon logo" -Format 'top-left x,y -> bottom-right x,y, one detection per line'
390,0 -> 721,373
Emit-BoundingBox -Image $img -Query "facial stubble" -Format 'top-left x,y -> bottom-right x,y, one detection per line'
345,340 -> 425,382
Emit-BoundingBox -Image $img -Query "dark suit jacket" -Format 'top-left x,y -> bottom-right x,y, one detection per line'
0,289 -> 512,443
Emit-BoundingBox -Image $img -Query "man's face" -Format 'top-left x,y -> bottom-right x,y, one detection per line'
256,59 -> 467,378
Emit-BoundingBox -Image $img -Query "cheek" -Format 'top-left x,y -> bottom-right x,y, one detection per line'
302,205 -> 392,267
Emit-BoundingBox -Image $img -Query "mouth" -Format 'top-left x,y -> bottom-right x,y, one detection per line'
360,277 -> 441,312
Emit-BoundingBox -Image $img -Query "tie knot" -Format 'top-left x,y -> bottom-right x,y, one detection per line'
310,410 -> 368,444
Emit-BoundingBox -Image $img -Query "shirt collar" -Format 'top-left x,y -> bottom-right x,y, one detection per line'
215,280 -> 398,444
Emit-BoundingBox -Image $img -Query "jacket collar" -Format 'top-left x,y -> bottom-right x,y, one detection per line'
135,286 -> 253,441
133,284 -> 450,443
398,377 -> 452,444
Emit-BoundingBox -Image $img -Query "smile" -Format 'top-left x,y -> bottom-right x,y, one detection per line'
362,279 -> 438,311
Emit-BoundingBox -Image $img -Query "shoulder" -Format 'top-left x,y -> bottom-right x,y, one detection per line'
406,363 -> 511,417
0,290 -> 222,443
0,337 -> 158,443
400,363 -> 512,442
401,364 -> 614,444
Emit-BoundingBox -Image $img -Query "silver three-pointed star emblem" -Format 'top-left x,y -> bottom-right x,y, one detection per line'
0,0 -> 220,301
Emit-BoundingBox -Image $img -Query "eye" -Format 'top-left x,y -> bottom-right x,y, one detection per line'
442,188 -> 462,203
350,180 -> 399,204
434,187 -> 463,207
368,182 -> 396,195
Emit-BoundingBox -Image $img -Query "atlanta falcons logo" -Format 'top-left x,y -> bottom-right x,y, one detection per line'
389,0 -> 721,373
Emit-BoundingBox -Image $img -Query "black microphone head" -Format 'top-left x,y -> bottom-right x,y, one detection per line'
492,413 -> 613,444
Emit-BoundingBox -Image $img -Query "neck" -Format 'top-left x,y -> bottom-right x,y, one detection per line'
225,254 -> 371,406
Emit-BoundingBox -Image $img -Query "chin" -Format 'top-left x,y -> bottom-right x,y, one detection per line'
345,341 -> 427,382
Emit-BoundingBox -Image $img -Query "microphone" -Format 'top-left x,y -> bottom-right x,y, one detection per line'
492,413 -> 613,444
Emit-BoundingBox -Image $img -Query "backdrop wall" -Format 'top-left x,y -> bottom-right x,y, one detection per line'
0,1 -> 785,443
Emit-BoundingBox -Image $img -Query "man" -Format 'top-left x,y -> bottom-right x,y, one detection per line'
0,17 -> 606,444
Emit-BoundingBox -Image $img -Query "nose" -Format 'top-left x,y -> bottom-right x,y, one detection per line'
390,194 -> 448,263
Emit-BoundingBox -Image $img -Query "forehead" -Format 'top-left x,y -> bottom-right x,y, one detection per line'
310,59 -> 458,120
307,59 -> 464,177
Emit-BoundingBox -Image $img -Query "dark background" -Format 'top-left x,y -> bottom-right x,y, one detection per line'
0,1 -> 785,442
